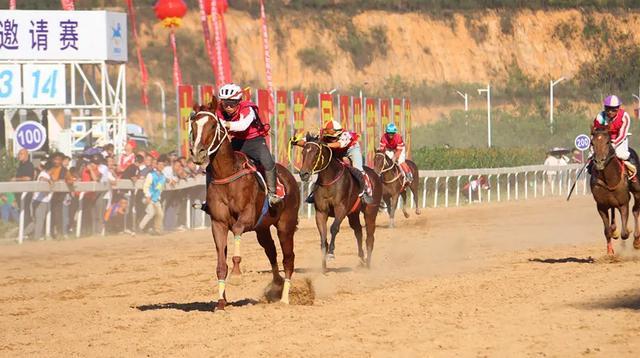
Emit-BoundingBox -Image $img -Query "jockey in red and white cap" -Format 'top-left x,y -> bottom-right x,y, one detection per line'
591,94 -> 638,181
379,122 -> 413,182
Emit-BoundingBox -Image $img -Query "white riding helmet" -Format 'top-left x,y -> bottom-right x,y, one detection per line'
218,83 -> 243,100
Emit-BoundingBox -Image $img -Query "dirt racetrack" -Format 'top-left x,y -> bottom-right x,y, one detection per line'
2,196 -> 640,357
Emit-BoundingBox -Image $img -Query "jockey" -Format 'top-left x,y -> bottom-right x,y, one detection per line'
379,122 -> 413,182
293,120 -> 373,204
195,83 -> 282,211
591,95 -> 638,182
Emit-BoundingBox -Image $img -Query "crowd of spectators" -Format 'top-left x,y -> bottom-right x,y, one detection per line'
1,140 -> 206,240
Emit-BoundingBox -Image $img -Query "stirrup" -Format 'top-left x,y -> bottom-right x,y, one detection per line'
268,193 -> 282,206
305,192 -> 315,204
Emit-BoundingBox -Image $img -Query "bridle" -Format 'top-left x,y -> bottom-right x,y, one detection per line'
375,152 -> 403,183
191,111 -> 229,156
304,141 -> 333,174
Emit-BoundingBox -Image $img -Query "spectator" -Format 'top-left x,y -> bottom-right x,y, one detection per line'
80,155 -> 101,235
94,156 -> 116,234
544,148 -> 569,194
104,197 -> 129,234
139,155 -> 154,177
463,176 -> 490,202
49,152 -> 76,239
117,140 -> 137,174
31,161 -> 54,240
0,193 -> 19,223
12,148 -> 36,227
102,143 -> 115,159
119,154 -> 143,233
570,149 -> 584,164
139,158 -> 167,235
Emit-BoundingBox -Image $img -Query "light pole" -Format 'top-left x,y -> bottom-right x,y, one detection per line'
456,90 -> 469,111
549,77 -> 565,134
154,81 -> 167,141
477,84 -> 491,148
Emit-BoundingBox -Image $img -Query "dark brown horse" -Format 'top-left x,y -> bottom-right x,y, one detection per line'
298,137 -> 382,270
590,126 -> 640,255
189,101 -> 300,310
373,151 -> 421,227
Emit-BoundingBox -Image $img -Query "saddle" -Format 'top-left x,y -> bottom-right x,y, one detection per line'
212,151 -> 285,199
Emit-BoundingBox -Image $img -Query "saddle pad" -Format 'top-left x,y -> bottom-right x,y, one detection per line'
363,172 -> 373,196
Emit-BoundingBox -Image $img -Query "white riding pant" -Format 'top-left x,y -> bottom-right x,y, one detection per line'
384,147 -> 406,164
346,143 -> 364,171
615,137 -> 630,160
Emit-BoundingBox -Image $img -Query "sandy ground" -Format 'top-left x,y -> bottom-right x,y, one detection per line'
1,196 -> 640,357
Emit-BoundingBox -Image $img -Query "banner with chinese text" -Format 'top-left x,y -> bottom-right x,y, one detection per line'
365,98 -> 377,165
319,93 -> 333,128
198,84 -> 215,106
177,85 -> 194,157
353,97 -> 363,135
380,99 -> 391,134
339,95 -> 351,129
291,91 -> 306,170
392,98 -> 402,125
257,88 -> 272,149
275,90 -> 288,165
0,10 -> 127,62
404,99 -> 412,159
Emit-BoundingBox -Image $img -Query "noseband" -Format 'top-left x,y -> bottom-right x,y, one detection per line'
304,142 -> 333,174
375,152 -> 395,173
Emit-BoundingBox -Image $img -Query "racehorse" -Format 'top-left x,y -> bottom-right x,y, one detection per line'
298,135 -> 382,270
373,150 -> 421,227
189,101 -> 300,310
590,126 -> 640,255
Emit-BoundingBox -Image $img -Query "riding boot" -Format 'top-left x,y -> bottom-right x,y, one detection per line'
266,168 -> 282,206
352,169 -> 374,204
400,162 -> 413,182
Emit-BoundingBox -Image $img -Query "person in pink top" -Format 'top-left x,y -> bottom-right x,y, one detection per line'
117,140 -> 137,175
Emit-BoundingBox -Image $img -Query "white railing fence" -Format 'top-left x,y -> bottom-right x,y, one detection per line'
0,164 -> 589,244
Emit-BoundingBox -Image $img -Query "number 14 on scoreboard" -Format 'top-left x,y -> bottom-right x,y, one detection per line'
23,64 -> 66,105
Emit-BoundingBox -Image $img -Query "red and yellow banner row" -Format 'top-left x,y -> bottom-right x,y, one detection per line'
176,85 -> 411,165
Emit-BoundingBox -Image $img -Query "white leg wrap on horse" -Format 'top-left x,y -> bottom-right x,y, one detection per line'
281,278 -> 291,304
233,236 -> 241,257
218,280 -> 226,300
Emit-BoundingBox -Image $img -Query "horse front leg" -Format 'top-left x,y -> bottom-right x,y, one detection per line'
315,210 -> 329,271
388,194 -> 399,228
211,221 -> 229,311
633,194 -> 640,249
597,205 -> 614,256
328,211 -> 347,260
347,212 -> 365,266
229,221 -> 249,283
400,190 -> 410,219
619,203 -> 630,241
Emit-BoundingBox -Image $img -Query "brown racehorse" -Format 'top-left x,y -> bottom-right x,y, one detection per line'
590,126 -> 640,255
373,150 -> 421,227
298,137 -> 382,270
189,101 -> 300,310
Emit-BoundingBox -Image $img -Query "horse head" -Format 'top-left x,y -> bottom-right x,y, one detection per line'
373,150 -> 390,175
299,133 -> 327,182
189,98 -> 226,165
591,125 -> 614,171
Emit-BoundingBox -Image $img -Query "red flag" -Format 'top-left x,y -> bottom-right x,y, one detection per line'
319,93 -> 334,128
260,0 -> 275,114
198,0 -> 218,82
339,95 -> 350,129
60,0 -> 75,10
170,31 -> 183,87
353,97 -> 363,134
9,0 -> 16,10
210,0 -> 226,87
178,85 -> 194,157
257,89 -> 272,149
126,0 -> 149,107
365,98 -> 377,165
217,1 -> 233,84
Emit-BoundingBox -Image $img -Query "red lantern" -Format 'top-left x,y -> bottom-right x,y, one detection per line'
154,0 -> 188,28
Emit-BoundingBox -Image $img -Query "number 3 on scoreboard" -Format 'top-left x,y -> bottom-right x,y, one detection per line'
23,64 -> 66,105
0,65 -> 21,104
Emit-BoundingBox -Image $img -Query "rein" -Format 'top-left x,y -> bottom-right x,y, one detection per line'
211,152 -> 257,185
305,142 -> 350,186
593,147 -> 626,191
375,152 -> 403,184
194,111 -> 230,156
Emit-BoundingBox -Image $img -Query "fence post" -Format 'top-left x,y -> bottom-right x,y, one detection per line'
186,197 -> 192,229
487,174 -> 492,203
507,174 -> 511,201
497,174 -> 501,202
524,171 -> 529,199
45,201 -> 51,239
422,177 -> 429,209
514,173 -> 519,200
18,192 -> 26,244
76,192 -> 84,238
455,176 -> 462,207
444,176 -> 450,207
467,175 -> 473,203
433,177 -> 440,208
534,171 -> 538,198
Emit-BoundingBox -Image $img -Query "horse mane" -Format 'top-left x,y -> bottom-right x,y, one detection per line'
192,99 -> 219,114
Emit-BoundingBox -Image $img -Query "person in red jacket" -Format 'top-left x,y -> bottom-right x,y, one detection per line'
591,95 -> 639,183
194,83 -> 281,214
379,122 -> 413,182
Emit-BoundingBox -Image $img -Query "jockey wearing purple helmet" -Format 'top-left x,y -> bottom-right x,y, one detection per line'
591,95 -> 639,183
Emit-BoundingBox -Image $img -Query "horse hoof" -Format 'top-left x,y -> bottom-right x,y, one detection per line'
227,273 -> 243,286
612,229 -> 621,240
326,253 -> 335,261
634,238 -> 640,250
216,299 -> 227,312
403,212 -> 410,219
415,210 -> 421,215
